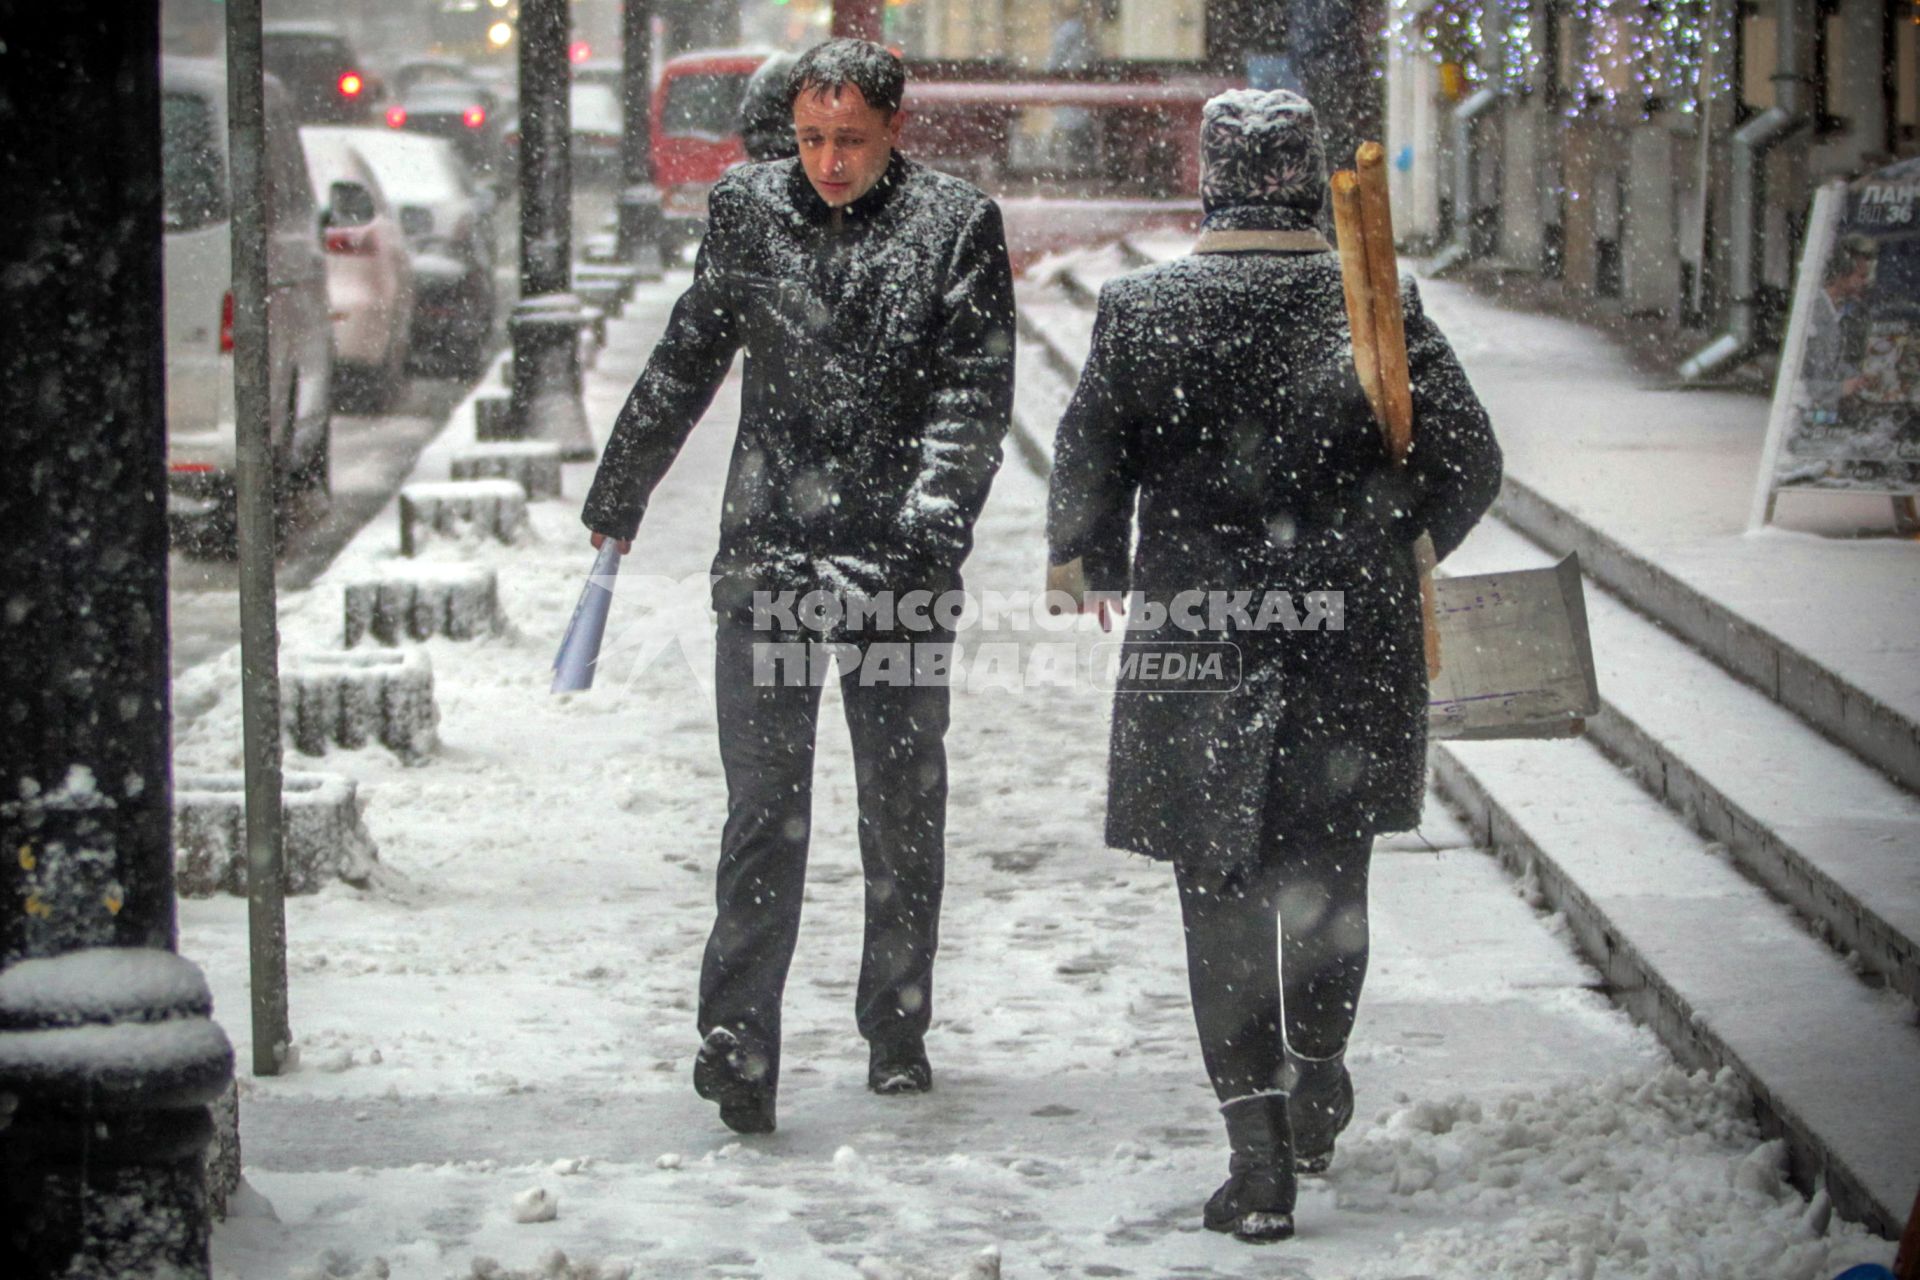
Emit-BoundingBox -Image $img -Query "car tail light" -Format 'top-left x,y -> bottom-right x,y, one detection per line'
338,72 -> 364,98
325,226 -> 375,255
219,290 -> 234,353
170,462 -> 216,474
386,105 -> 408,128
463,105 -> 487,129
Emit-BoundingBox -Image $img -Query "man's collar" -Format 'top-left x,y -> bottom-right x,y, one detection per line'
788,150 -> 911,225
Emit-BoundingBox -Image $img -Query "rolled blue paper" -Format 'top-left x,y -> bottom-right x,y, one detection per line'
551,541 -> 623,693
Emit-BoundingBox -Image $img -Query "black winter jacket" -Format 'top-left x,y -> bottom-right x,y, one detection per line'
583,153 -> 1016,614
1047,246 -> 1501,868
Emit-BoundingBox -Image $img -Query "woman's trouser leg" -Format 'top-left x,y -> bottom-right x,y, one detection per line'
1174,836 -> 1374,1101
1276,837 -> 1372,1062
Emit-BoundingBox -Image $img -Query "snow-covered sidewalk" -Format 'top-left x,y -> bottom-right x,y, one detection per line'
175,276 -> 1894,1280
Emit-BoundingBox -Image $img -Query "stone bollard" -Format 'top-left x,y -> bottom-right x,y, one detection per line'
205,1080 -> 242,1219
575,278 -> 624,319
450,441 -> 563,500
475,394 -> 519,442
577,305 -> 608,356
282,648 -> 439,763
398,479 -> 527,556
575,262 -> 639,300
345,562 -> 505,648
173,771 -> 381,895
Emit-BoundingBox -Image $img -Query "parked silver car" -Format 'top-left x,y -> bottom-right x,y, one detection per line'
299,127 -> 416,410
311,127 -> 499,376
162,56 -> 334,544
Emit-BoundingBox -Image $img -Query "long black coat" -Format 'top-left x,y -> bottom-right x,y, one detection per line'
583,153 -> 1016,612
1047,246 -> 1501,869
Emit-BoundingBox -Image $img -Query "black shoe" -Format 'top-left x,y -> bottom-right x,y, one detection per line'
1203,1093 -> 1297,1243
693,1028 -> 776,1135
1287,1054 -> 1353,1176
867,1039 -> 932,1095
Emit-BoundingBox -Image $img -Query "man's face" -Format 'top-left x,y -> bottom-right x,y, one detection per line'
793,84 -> 903,208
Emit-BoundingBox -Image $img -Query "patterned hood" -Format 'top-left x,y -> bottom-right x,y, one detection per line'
1199,89 -> 1328,233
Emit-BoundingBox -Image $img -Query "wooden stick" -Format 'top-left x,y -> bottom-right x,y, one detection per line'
1333,145 -> 1443,678
1357,142 -> 1415,463
1330,171 -> 1383,424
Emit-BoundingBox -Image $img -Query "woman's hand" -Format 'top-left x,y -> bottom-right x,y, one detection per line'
1046,558 -> 1122,633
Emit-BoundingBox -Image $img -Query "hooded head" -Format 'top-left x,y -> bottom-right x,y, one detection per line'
1199,89 -> 1327,233
738,53 -> 800,163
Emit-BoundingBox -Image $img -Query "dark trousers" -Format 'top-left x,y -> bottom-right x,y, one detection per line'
699,615 -> 952,1088
1174,836 -> 1373,1101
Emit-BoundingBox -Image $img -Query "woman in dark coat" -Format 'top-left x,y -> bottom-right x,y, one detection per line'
1045,89 -> 1501,1243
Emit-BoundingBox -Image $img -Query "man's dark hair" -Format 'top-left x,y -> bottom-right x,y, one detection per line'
785,38 -> 907,116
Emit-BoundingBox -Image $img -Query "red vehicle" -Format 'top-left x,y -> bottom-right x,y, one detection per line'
652,50 -> 768,254
652,50 -> 1232,270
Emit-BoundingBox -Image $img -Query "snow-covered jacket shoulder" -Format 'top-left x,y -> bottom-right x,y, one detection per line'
582,153 -> 1015,611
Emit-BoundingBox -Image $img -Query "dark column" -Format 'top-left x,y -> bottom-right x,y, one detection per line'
1293,0 -> 1387,173
833,0 -> 885,42
616,0 -> 664,276
0,2 -> 234,1275
510,0 -> 596,460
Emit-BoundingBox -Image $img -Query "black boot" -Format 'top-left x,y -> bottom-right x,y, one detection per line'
1286,1052 -> 1353,1175
1203,1092 -> 1296,1243
867,1038 -> 932,1095
693,1027 -> 777,1135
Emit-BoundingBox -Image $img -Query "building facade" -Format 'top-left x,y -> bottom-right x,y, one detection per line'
1383,0 -> 1917,372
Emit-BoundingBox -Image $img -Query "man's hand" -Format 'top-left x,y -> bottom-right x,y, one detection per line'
1046,557 -> 1122,633
591,532 -> 633,554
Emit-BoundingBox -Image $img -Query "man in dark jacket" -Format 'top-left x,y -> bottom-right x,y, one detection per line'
582,39 -> 1016,1135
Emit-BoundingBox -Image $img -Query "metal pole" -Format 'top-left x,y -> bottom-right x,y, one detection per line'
226,0 -> 292,1077
510,0 -> 597,460
0,2 -> 233,1271
616,0 -> 664,275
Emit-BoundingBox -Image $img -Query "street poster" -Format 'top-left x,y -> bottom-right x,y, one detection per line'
1753,158 -> 1920,525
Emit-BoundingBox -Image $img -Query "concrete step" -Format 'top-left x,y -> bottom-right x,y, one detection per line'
1432,729 -> 1920,1237
1009,316 -> 1072,480
1014,282 -> 1094,393
1491,477 -> 1920,798
1449,519 -> 1920,1008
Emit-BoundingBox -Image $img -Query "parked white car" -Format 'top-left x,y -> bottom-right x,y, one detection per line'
162,56 -> 334,543
299,127 -> 416,409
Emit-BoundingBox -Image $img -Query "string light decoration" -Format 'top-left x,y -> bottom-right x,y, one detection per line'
1385,0 -> 1727,118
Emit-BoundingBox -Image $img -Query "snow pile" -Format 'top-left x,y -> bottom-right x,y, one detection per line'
857,1245 -> 1000,1280
1348,1066 -> 1892,1280
509,1187 -> 558,1224
470,1250 -> 631,1280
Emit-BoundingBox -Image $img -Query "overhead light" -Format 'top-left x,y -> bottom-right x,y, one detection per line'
488,21 -> 514,48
